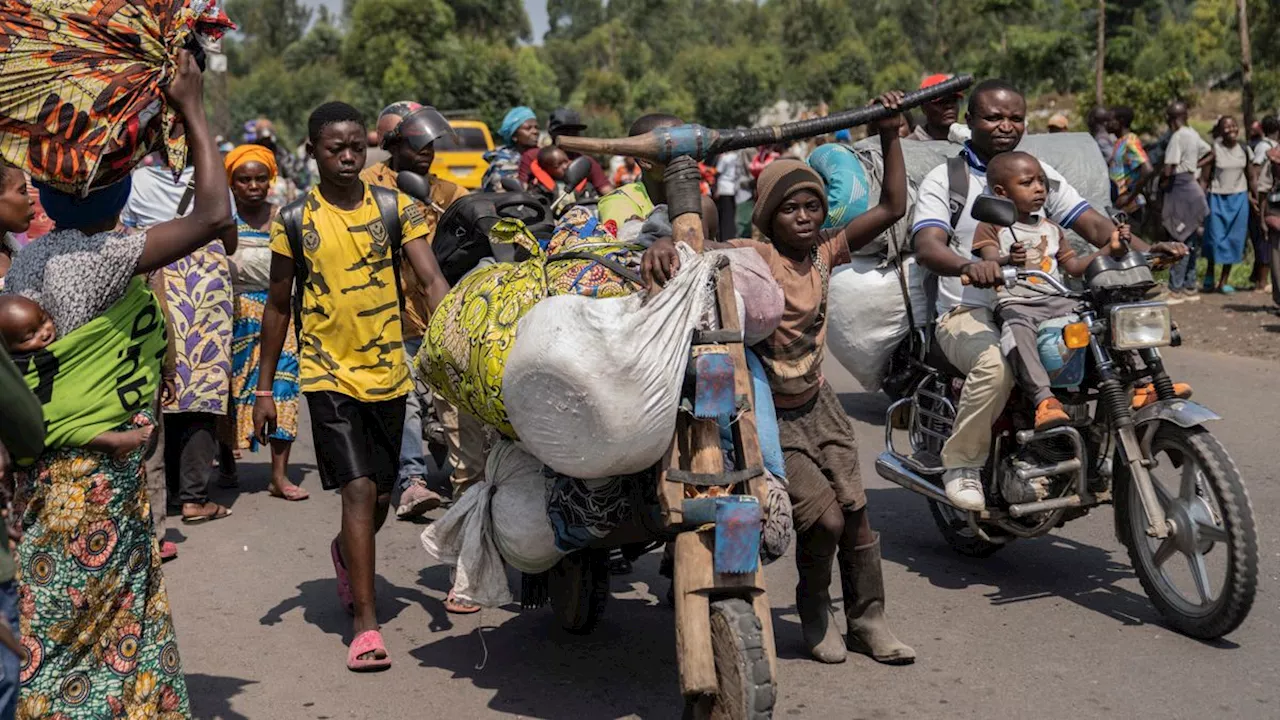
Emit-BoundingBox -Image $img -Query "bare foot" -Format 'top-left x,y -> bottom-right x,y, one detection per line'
90,426 -> 153,459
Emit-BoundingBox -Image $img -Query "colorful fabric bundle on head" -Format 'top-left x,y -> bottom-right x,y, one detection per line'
224,144 -> 278,183
498,106 -> 536,146
0,0 -> 235,194
34,178 -> 132,229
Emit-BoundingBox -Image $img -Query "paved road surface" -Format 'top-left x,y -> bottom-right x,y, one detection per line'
167,346 -> 1278,719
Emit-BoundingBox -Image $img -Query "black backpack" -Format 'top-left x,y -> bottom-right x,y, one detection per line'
278,185 -> 403,342
432,191 -> 550,285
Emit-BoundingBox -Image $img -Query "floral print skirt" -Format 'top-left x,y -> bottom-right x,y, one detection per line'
14,411 -> 189,719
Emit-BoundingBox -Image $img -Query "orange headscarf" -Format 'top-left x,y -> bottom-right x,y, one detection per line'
224,144 -> 278,183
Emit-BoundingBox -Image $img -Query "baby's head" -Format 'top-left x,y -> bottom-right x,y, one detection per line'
0,295 -> 56,353
987,151 -> 1047,216
538,145 -> 571,181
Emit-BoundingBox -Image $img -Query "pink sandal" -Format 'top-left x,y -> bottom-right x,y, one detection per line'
330,538 -> 354,615
346,630 -> 391,672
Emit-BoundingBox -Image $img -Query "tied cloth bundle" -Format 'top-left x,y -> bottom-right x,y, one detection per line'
0,0 -> 235,195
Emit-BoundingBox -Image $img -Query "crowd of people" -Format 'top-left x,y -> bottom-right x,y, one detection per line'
0,35 -> 1271,717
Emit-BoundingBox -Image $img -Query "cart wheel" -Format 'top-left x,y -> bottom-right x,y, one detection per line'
683,598 -> 775,720
549,549 -> 610,635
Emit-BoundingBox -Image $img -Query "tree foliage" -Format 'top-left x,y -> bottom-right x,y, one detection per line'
222,0 -> 1280,148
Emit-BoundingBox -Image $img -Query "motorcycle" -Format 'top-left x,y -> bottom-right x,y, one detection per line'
876,194 -> 1258,640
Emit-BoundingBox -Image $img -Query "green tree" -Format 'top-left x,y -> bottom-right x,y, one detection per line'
676,43 -> 782,128
225,0 -> 312,59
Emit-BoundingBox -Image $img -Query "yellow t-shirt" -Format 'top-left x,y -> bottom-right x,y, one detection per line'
269,185 -> 430,401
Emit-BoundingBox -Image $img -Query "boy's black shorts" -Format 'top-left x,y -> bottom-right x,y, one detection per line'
305,391 -> 407,494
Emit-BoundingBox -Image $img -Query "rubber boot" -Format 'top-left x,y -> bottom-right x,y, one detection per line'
795,544 -> 846,664
840,533 -> 916,665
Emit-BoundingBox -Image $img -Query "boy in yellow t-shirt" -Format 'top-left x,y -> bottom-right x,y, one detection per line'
253,102 -> 451,672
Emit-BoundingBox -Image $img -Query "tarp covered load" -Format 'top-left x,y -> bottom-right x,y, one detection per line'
502,243 -> 722,479
0,0 -> 233,194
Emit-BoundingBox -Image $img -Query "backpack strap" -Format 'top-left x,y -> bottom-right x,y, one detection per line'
946,154 -> 969,231
368,185 -> 406,313
278,197 -> 308,345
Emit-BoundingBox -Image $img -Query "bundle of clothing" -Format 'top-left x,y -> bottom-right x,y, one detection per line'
0,0 -> 234,193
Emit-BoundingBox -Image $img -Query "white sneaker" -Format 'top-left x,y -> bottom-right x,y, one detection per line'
943,468 -> 986,512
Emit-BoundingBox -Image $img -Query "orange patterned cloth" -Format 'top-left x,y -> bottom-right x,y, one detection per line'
0,0 -> 233,194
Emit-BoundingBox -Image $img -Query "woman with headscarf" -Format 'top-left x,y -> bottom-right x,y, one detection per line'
1,51 -> 232,719
481,106 -> 539,192
220,145 -> 307,501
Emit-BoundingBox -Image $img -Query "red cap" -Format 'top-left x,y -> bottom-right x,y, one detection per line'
920,73 -> 963,97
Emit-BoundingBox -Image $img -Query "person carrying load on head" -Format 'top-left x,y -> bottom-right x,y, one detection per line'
642,91 -> 918,667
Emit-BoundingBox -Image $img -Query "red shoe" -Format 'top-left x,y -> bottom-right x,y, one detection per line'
159,541 -> 178,562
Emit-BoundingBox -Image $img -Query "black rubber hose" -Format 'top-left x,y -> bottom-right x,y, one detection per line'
709,74 -> 973,154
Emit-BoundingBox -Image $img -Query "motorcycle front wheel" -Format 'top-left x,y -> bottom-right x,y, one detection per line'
1119,423 -> 1258,639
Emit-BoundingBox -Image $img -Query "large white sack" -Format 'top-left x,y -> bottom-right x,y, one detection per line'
827,256 -> 911,392
421,440 -> 563,607
504,244 -> 720,478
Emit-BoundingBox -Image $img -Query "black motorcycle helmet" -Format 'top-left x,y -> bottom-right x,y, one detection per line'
382,106 -> 456,152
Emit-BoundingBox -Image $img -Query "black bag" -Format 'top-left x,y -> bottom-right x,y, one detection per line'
433,191 -> 549,285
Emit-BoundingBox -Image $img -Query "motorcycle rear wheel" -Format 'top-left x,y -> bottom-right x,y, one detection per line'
1120,424 -> 1257,639
928,501 -> 1007,558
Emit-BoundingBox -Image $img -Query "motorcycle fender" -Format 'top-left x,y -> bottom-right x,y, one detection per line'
1132,399 -> 1221,429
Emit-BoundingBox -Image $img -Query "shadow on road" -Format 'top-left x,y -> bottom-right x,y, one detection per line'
258,575 -> 441,643
211,459 -> 320,510
837,391 -> 891,426
865,487 -> 1174,631
410,561 -> 684,719
186,673 -> 257,720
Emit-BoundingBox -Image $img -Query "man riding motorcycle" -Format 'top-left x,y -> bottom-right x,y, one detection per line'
910,79 -> 1187,512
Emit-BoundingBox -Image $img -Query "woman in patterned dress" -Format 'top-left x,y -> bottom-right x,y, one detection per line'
221,145 -> 307,501
1,52 -> 232,719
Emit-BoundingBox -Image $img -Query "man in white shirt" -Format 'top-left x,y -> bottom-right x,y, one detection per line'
910,79 -> 1186,511
1161,101 -> 1212,297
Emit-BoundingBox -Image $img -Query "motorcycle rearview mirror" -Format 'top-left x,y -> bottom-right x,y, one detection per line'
396,171 -> 430,203
970,194 -> 1018,228
500,177 -> 525,193
563,155 -> 593,190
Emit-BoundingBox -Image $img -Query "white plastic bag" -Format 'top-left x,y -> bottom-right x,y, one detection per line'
827,256 -> 911,392
421,440 -> 563,607
504,244 -> 719,478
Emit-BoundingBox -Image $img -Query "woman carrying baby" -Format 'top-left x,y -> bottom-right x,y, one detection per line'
0,52 -> 231,719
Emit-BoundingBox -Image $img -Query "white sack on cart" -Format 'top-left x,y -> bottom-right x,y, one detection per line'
724,248 -> 784,345
504,243 -> 719,479
827,256 -> 912,392
421,440 -> 564,607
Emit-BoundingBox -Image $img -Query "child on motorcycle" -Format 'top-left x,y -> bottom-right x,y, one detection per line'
642,91 -> 916,666
973,151 -> 1130,430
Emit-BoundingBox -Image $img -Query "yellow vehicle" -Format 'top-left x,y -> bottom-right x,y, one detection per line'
434,120 -> 494,190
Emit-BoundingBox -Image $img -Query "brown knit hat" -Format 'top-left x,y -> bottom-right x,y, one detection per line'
751,159 -> 828,236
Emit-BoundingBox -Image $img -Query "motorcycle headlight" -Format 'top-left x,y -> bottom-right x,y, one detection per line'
1110,302 -> 1172,350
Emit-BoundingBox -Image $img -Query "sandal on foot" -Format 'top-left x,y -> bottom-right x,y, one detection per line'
159,541 -> 178,562
269,484 -> 310,502
331,538 -> 355,615
181,503 -> 232,524
346,630 -> 392,672
444,591 -> 480,614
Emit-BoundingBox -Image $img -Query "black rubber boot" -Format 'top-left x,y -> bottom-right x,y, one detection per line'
840,533 -> 916,665
795,543 -> 846,664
